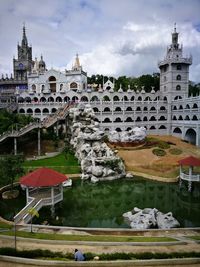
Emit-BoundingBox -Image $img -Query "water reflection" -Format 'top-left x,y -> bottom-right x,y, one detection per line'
0,178 -> 199,228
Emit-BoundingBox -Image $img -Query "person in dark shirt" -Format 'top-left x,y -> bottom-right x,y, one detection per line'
74,248 -> 85,261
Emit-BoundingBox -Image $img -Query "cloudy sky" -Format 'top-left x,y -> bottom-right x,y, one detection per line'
0,0 -> 200,82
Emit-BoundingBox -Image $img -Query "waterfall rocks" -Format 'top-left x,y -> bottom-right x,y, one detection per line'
68,104 -> 126,183
108,127 -> 147,143
123,207 -> 180,229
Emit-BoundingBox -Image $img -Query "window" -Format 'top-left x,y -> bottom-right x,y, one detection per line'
177,64 -> 182,70
176,85 -> 181,91
176,75 -> 181,80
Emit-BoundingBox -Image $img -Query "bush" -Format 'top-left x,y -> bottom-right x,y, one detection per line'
169,148 -> 182,155
152,148 -> 166,157
157,141 -> 170,149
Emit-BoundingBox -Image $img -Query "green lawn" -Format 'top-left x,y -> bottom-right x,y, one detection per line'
23,152 -> 81,174
0,230 -> 177,242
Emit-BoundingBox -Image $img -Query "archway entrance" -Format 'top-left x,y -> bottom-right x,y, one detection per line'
185,128 -> 196,145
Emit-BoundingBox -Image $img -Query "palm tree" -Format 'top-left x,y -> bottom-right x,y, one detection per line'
27,208 -> 39,233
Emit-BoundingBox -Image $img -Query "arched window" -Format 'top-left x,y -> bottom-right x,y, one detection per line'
125,117 -> 133,122
177,64 -> 182,70
115,128 -> 122,132
48,97 -> 54,102
115,107 -> 122,111
43,108 -> 49,114
33,97 -> 38,102
41,85 -> 45,91
193,103 -> 198,109
70,82 -> 78,89
40,97 -> 46,102
131,96 -> 135,101
72,96 -> 78,102
178,115 -> 183,120
176,75 -> 181,80
49,76 -> 56,92
179,105 -> 183,110
104,107 -> 111,112
185,115 -> 190,120
149,116 -> 156,121
173,127 -> 182,134
192,115 -> 198,121
150,126 -> 156,130
136,106 -> 141,111
103,95 -> 110,101
172,116 -> 177,120
60,84 -> 63,90
19,108 -> 25,113
143,116 -> 148,121
35,108 -> 41,114
159,125 -> 166,129
173,106 -> 177,110
81,96 -> 88,102
160,106 -> 166,111
159,116 -> 166,121
150,106 -> 156,111
113,95 -> 120,101
185,104 -> 190,109
163,96 -> 167,102
176,85 -> 181,91
136,117 -> 141,122
93,107 -> 99,112
126,107 -> 132,111
103,118 -> 111,123
31,84 -> 36,92
64,96 -> 70,102
122,96 -> 128,101
143,107 -> 148,111
144,96 -> 152,101
137,96 -> 142,101
91,96 -> 100,101
115,117 -> 122,122
56,96 -> 62,102
27,108 -> 33,114
52,108 -> 57,113
18,97 -> 24,103
25,97 -> 31,103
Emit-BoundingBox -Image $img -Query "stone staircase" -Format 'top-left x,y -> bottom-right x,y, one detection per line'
0,103 -> 74,143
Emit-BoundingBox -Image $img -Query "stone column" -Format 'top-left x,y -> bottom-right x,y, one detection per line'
51,187 -> 55,216
14,137 -> 17,155
38,128 -> 41,156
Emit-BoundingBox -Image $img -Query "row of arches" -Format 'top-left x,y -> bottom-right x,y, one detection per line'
172,115 -> 198,121
173,103 -> 198,110
104,125 -> 167,132
173,127 -> 196,145
102,116 -> 167,123
17,95 -> 167,103
93,106 -> 167,112
31,81 -> 79,93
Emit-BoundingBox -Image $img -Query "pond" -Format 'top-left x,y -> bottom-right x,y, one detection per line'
0,178 -> 200,228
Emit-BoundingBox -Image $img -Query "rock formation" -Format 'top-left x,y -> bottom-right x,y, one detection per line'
108,127 -> 146,143
68,104 -> 126,183
123,207 -> 180,229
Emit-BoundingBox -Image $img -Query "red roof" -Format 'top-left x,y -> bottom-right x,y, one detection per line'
178,156 -> 200,166
20,167 -> 68,187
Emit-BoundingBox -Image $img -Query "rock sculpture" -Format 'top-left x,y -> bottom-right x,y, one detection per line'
68,104 -> 126,183
108,127 -> 147,143
123,207 -> 180,229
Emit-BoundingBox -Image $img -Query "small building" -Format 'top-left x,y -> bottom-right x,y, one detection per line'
15,167 -> 68,224
178,156 -> 200,192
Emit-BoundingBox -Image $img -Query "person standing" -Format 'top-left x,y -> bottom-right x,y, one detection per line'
74,249 -> 85,261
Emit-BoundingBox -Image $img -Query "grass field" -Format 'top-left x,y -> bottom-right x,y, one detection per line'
23,152 -> 81,174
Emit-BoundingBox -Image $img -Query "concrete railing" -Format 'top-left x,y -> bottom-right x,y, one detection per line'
180,172 -> 200,182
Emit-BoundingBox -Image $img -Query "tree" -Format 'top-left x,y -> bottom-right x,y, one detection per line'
27,207 -> 39,233
0,154 -> 24,189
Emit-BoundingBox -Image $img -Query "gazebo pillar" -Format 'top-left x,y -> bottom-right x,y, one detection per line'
179,165 -> 182,187
14,137 -> 17,155
51,187 -> 55,216
26,187 -> 29,204
188,165 -> 193,192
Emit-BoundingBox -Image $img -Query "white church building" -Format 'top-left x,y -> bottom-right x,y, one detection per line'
15,26 -> 200,146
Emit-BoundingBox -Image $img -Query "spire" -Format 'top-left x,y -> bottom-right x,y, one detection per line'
73,53 -> 81,70
22,23 -> 28,46
171,22 -> 179,48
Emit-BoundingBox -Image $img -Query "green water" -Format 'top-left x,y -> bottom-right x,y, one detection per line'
0,178 -> 200,228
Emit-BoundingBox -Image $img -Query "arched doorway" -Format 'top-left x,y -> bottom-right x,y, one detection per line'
185,128 -> 196,145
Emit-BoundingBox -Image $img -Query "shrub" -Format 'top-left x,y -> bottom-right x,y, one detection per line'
152,148 -> 166,157
157,141 -> 170,149
169,148 -> 182,155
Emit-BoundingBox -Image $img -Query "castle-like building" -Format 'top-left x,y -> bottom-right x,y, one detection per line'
0,25 -> 200,146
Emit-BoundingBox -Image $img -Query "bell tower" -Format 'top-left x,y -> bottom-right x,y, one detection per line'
13,24 -> 33,81
158,24 -> 192,102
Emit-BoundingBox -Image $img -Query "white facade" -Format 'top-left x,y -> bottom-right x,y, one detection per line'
15,27 -> 200,146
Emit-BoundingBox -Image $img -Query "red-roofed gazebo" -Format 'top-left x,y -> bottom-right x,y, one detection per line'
178,156 -> 200,192
16,168 -> 68,223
